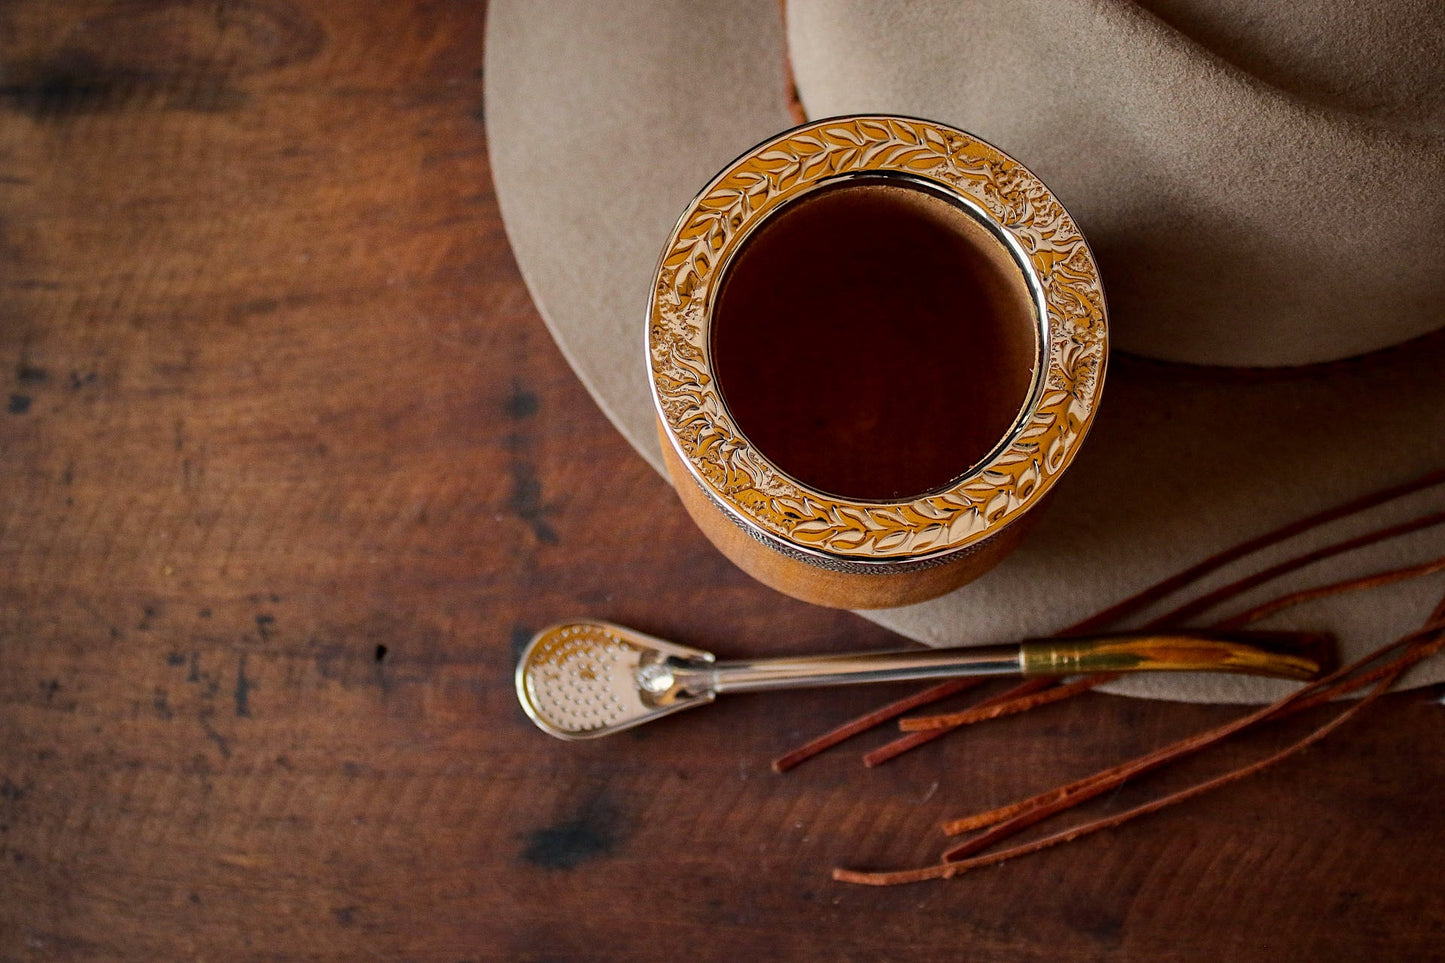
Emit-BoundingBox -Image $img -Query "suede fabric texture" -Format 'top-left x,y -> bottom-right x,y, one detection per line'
484,0 -> 1445,702
788,0 -> 1445,365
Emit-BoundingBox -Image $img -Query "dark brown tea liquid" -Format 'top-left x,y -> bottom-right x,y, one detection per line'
712,180 -> 1039,501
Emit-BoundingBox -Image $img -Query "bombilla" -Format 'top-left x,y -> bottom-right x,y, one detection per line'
515,620 -> 1332,740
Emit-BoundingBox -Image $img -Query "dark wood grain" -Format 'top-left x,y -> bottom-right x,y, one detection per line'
2,2 -> 1443,960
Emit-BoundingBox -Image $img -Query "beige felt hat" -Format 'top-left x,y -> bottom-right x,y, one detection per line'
484,0 -> 1445,702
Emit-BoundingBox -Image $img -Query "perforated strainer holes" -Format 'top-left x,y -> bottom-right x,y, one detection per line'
524,626 -> 644,733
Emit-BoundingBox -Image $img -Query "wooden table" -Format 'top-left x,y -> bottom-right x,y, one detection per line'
3,3 -> 1443,959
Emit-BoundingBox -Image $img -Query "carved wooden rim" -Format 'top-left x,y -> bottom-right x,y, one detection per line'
648,115 -> 1107,563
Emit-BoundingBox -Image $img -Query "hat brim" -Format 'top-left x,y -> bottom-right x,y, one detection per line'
484,0 -> 1445,702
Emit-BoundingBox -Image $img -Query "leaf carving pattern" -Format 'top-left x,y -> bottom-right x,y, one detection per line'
649,117 -> 1107,559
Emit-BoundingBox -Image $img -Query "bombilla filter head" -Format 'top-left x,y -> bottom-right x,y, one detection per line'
515,621 -> 716,740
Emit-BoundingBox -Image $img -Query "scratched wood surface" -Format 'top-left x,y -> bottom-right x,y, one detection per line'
2,2 -> 1444,960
